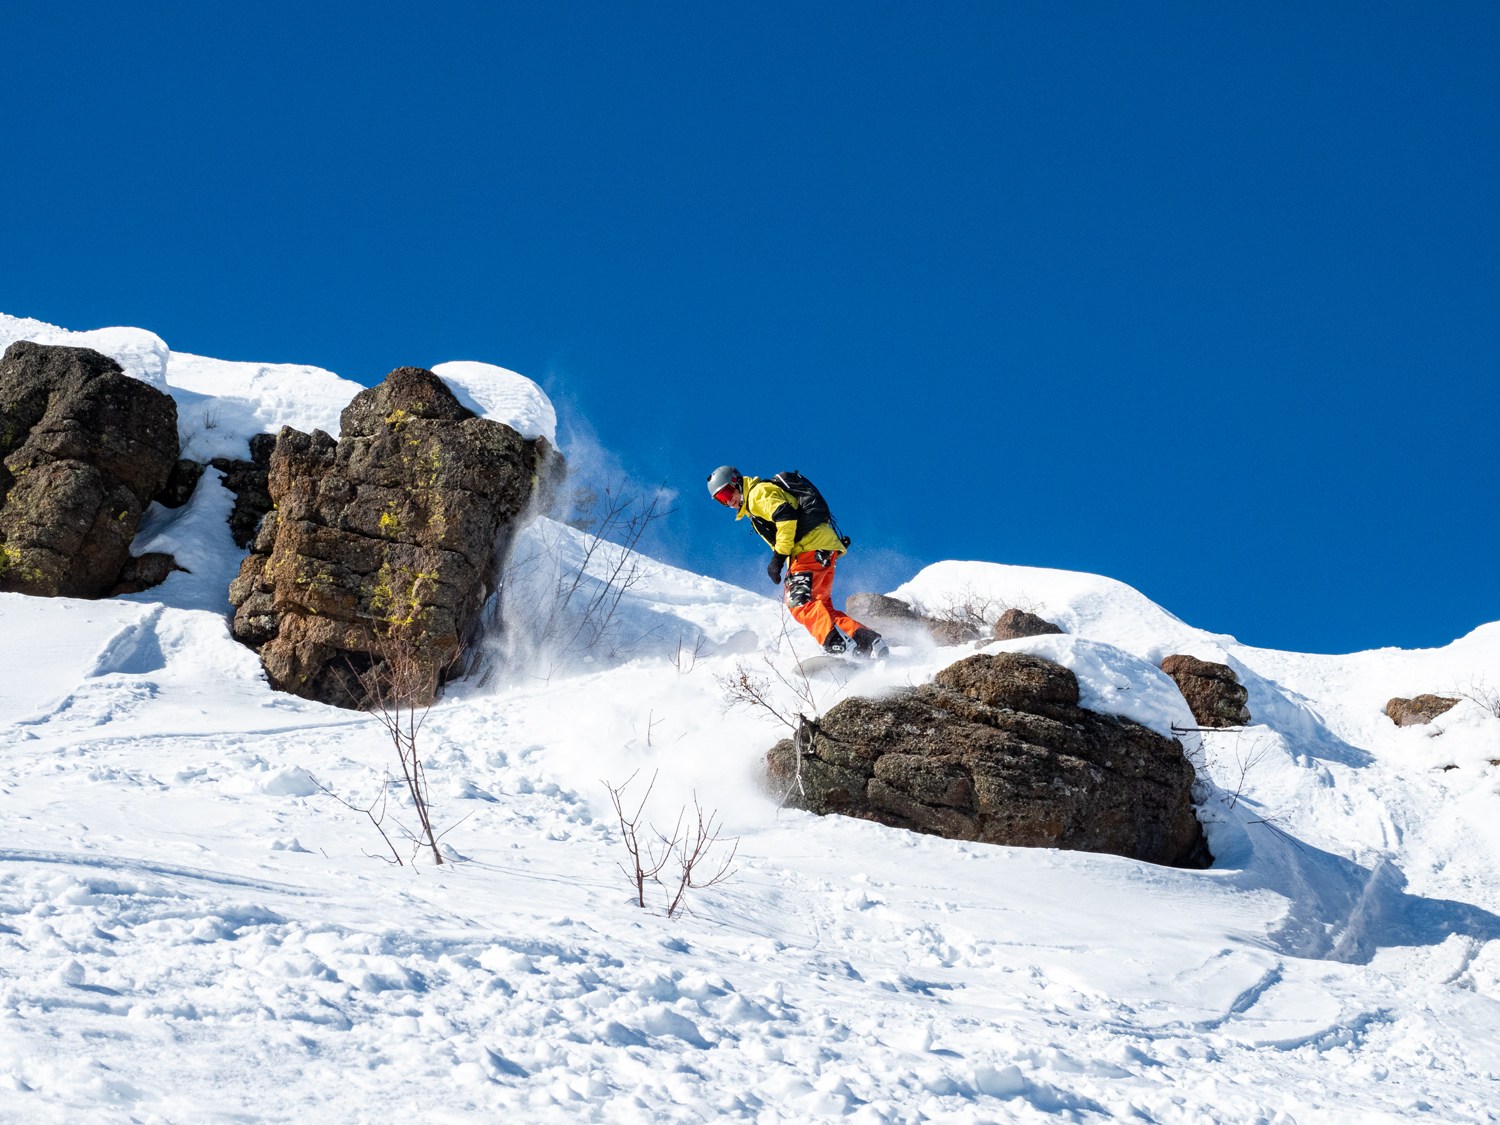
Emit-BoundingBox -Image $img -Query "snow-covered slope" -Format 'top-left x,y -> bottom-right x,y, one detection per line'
2,317 -> 1498,1122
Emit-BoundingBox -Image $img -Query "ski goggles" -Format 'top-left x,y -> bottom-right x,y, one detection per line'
713,484 -> 740,507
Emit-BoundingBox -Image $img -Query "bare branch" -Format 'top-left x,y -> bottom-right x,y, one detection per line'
673,633 -> 706,675
495,479 -> 676,679
1457,677 -> 1500,719
717,611 -> 826,731
605,771 -> 671,908
718,664 -> 799,730
342,621 -> 459,865
663,794 -> 739,918
312,772 -> 404,866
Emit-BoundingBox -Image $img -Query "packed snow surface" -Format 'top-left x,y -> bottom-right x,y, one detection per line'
2,317 -> 1499,1122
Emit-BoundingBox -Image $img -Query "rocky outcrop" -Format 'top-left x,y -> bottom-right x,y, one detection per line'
1385,694 -> 1460,727
765,651 -> 1210,868
0,341 -> 180,597
992,608 -> 1065,640
228,366 -> 559,709
845,592 -> 917,627
1160,654 -> 1251,728
847,593 -> 928,644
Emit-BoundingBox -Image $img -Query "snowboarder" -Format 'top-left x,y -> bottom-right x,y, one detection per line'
706,465 -> 887,658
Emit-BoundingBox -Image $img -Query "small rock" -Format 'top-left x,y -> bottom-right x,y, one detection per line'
992,608 -> 1064,640
1385,694 -> 1460,727
1161,654 -> 1251,728
110,552 -> 183,595
157,459 -> 206,509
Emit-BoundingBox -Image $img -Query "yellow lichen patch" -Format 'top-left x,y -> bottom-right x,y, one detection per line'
368,562 -> 437,628
421,489 -> 448,535
0,544 -> 45,585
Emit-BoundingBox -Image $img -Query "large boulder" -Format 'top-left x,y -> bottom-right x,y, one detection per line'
228,366 -> 559,709
1160,654 -> 1252,728
0,341 -> 179,597
766,651 -> 1210,868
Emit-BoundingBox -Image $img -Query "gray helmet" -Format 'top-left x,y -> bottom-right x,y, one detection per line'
706,465 -> 742,500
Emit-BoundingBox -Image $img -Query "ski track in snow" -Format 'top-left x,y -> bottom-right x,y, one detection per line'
2,313 -> 1499,1121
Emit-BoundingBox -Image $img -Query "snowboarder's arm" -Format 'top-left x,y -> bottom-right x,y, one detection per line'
746,482 -> 800,555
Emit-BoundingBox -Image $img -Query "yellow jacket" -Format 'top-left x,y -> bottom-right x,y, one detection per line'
736,476 -> 848,556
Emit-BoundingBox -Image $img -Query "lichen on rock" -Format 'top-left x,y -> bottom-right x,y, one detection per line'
227,366 -> 562,709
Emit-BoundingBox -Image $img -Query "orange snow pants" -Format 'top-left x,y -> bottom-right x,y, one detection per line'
785,550 -> 865,648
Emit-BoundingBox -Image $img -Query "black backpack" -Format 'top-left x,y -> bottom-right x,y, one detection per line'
773,470 -> 851,548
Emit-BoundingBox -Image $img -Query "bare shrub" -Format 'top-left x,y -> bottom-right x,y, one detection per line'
716,613 -> 827,734
606,770 -> 670,908
660,797 -> 739,918
1208,733 -> 1272,811
356,625 -> 449,865
1173,728 -> 1310,851
605,771 -> 738,918
1178,726 -> 1278,820
672,633 -> 706,675
717,615 -> 832,809
1458,679 -> 1500,720
315,771 -> 404,866
492,480 -> 673,679
931,587 -> 1007,634
319,625 -> 466,865
548,483 -> 671,654
923,586 -> 1046,640
719,663 -> 805,732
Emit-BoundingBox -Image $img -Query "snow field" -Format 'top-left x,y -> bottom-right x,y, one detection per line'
1,314 -> 1498,1121
4,571 -> 1497,1121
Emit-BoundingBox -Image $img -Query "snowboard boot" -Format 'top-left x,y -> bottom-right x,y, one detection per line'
822,628 -> 852,656
853,627 -> 889,659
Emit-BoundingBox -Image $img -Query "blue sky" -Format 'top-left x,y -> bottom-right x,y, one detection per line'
6,2 -> 1496,654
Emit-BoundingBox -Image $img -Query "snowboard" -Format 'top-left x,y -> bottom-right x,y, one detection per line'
797,649 -> 899,676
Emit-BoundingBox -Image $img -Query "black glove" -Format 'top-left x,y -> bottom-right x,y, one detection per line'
766,553 -> 786,585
